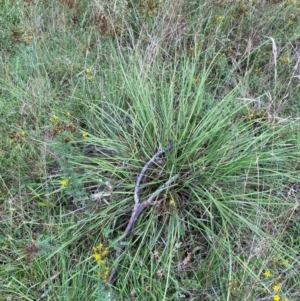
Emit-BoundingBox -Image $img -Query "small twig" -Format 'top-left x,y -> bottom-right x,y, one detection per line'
137,174 -> 179,214
108,146 -> 177,283
134,148 -> 170,206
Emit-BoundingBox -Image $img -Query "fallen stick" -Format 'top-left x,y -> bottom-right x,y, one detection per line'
108,146 -> 178,283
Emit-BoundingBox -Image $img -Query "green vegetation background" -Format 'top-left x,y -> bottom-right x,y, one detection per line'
1,0 -> 300,300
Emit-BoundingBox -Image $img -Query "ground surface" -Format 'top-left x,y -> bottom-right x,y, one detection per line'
1,1 -> 300,300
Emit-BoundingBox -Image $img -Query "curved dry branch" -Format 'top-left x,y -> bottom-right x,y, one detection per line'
108,146 -> 177,283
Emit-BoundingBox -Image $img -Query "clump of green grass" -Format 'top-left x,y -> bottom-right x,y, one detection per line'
1,0 -> 300,300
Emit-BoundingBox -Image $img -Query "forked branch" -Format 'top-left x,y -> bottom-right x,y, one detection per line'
108,146 -> 177,283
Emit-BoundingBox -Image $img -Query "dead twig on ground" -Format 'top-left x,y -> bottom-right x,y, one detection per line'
108,146 -> 178,283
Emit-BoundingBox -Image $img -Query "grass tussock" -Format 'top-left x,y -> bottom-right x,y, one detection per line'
1,0 -> 300,300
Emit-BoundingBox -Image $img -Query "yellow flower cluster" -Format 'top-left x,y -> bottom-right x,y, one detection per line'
10,129 -> 28,149
229,278 -> 238,292
247,106 -> 261,120
272,255 -> 289,267
49,113 -> 78,140
273,283 -> 281,292
273,295 -> 288,301
85,68 -> 93,81
81,132 -> 88,138
169,199 -> 176,210
22,33 -> 33,43
262,255 -> 289,301
92,243 -> 109,282
273,295 -> 280,301
279,56 -> 292,64
12,25 -> 34,43
60,178 -> 69,188
51,115 -> 59,124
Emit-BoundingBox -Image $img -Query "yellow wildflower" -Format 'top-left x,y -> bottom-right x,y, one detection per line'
230,278 -> 238,291
280,56 -> 292,64
20,130 -> 26,137
93,243 -> 109,259
60,179 -> 68,188
216,15 -> 223,21
85,68 -> 91,74
273,283 -> 281,292
263,270 -> 271,277
22,34 -> 33,42
66,111 -> 71,118
101,248 -> 108,257
103,266 -> 109,281
94,243 -> 103,252
87,75 -> 93,81
273,295 -> 280,301
280,259 -> 289,267
97,265 -> 109,281
82,132 -> 88,138
193,77 -> 200,83
92,242 -> 109,282
93,253 -> 101,261
169,199 -> 176,209
51,115 -> 59,123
